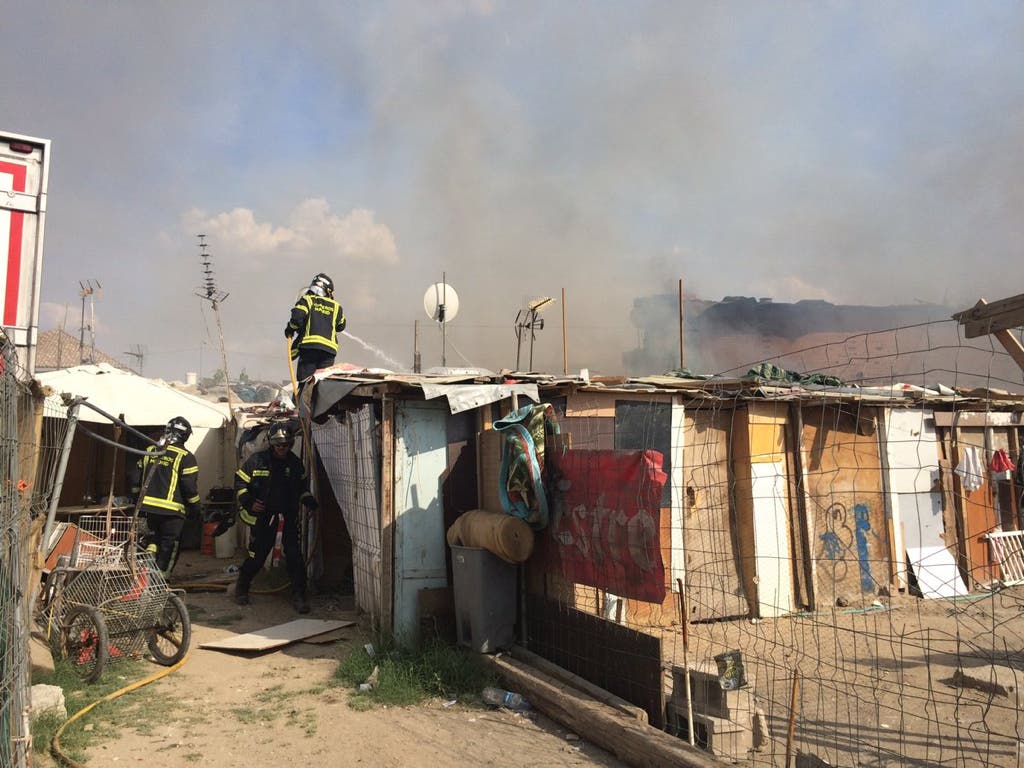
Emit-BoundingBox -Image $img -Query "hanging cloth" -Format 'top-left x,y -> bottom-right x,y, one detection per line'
954,445 -> 984,493
493,403 -> 559,530
990,449 -> 1014,473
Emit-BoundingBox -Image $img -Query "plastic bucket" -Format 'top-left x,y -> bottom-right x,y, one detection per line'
214,526 -> 236,558
201,522 -> 217,556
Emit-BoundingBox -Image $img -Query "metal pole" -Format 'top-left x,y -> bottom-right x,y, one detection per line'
676,578 -> 695,745
41,399 -> 81,554
561,287 -> 567,374
414,320 -> 421,373
528,310 -> 537,371
785,670 -> 801,766
441,273 -> 447,368
678,278 -> 685,370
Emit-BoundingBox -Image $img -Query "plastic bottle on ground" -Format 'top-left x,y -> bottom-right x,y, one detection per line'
482,686 -> 532,711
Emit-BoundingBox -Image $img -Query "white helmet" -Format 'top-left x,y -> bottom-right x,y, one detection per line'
309,273 -> 334,298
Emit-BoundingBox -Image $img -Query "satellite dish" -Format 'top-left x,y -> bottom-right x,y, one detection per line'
423,283 -> 459,324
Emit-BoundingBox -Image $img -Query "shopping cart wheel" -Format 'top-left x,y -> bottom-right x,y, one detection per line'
63,606 -> 109,683
147,593 -> 191,665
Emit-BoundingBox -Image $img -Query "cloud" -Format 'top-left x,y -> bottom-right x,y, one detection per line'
182,200 -> 398,265
182,207 -> 296,255
288,200 -> 398,264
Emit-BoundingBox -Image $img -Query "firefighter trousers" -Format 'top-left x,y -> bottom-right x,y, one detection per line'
237,510 -> 306,596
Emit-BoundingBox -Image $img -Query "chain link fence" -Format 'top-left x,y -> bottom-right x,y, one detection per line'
1,335 -> 72,767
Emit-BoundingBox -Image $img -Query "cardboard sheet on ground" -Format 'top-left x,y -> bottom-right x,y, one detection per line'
200,619 -> 354,652
301,626 -> 354,644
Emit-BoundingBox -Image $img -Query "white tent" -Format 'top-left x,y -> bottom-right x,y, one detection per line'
37,363 -> 228,428
36,363 -> 232,493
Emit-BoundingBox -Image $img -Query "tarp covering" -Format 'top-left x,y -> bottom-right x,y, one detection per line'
420,383 -> 539,414
36,363 -> 228,427
541,448 -> 668,603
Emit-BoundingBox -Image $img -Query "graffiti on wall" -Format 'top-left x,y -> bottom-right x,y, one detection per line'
819,502 -> 877,593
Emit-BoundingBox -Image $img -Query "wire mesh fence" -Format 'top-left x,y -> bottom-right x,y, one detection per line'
0,334 -> 73,767
522,318 -> 1024,767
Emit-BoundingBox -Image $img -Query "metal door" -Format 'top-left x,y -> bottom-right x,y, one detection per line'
393,401 -> 449,641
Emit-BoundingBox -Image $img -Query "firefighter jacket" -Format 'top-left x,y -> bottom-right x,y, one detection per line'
287,294 -> 345,359
234,448 -> 317,526
133,444 -> 201,517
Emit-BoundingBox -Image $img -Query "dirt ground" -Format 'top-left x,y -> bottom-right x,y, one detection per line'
37,551 -> 626,768
664,586 -> 1024,767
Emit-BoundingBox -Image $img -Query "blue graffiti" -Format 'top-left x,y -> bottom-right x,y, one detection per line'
854,504 -> 873,593
819,530 -> 843,561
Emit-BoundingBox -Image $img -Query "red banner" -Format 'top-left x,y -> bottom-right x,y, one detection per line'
544,449 -> 667,603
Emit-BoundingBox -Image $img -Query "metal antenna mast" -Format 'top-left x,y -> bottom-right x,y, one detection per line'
78,279 -> 101,364
514,296 -> 554,372
123,344 -> 146,375
193,234 -> 236,431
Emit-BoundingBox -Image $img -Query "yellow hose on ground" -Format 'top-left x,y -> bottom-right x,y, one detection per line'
170,581 -> 289,594
48,576 -> 290,766
51,652 -> 190,768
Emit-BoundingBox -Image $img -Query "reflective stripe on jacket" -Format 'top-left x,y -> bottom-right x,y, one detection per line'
135,444 -> 200,516
287,294 -> 345,358
234,448 -> 315,526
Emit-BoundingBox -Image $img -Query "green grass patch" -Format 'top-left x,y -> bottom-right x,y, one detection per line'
32,659 -> 183,762
334,636 -> 496,708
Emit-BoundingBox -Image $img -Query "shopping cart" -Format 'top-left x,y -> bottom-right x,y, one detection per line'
35,398 -> 191,682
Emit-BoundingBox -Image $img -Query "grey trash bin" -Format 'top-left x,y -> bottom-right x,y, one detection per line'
451,545 -> 516,653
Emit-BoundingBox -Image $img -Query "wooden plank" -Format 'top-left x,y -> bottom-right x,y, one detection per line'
526,594 -> 664,727
483,653 -> 725,768
934,411 -> 1024,428
380,395 -> 395,634
790,404 -> 816,610
953,295 -> 1024,338
993,328 -> 1024,374
200,619 -> 351,651
509,645 -> 648,722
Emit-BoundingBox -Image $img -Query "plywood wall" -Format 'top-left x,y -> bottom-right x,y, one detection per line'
800,404 -> 889,607
682,407 -> 748,620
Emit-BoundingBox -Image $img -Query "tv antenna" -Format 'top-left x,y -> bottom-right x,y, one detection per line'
515,296 -> 554,372
123,344 -> 147,375
78,279 -> 102,364
423,275 -> 459,368
193,234 -> 236,436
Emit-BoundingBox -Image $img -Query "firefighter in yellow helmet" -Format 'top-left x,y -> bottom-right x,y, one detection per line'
233,422 -> 318,613
285,273 -> 346,382
133,416 -> 201,575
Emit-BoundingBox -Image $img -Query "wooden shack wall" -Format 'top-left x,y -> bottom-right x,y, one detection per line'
681,406 -> 747,621
800,404 -> 889,607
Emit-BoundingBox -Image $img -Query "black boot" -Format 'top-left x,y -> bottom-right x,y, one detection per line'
234,572 -> 253,606
292,591 -> 310,614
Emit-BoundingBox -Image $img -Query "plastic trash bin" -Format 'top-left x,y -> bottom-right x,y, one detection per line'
451,545 -> 516,653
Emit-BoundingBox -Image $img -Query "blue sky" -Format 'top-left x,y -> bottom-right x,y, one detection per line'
3,1 -> 1023,379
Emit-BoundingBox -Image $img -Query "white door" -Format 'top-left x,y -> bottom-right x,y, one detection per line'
882,410 -> 966,598
751,461 -> 794,616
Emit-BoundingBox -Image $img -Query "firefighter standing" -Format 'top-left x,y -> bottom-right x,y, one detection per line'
134,416 -> 201,576
286,273 -> 346,382
233,422 -> 318,613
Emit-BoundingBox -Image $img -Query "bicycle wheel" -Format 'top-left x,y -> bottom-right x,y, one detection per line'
147,593 -> 191,665
63,606 -> 109,683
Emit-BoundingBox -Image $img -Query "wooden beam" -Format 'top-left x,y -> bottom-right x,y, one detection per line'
953,294 -> 1024,338
509,645 -> 648,722
482,654 -> 726,768
380,395 -> 395,634
994,328 -> 1024,375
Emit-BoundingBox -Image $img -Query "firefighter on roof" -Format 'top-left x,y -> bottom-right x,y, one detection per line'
286,272 -> 346,382
233,422 -> 318,613
133,416 -> 201,575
